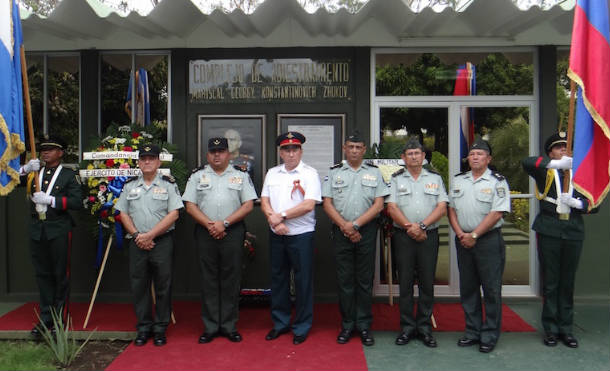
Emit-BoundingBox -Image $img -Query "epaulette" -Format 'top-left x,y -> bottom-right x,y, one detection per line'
491,171 -> 505,181
392,168 -> 406,177
124,177 -> 137,184
330,162 -> 343,170
364,161 -> 378,168
423,164 -> 439,175
191,166 -> 204,174
162,174 -> 176,183
454,171 -> 468,177
233,165 -> 247,172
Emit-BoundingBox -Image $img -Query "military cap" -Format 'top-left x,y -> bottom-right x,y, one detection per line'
544,132 -> 568,153
345,130 -> 365,144
276,131 -> 306,147
403,137 -> 424,151
139,143 -> 161,157
469,138 -> 492,155
39,136 -> 66,151
208,137 -> 229,151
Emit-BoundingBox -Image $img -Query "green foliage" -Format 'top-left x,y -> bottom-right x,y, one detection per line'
507,193 -> 530,233
36,308 -> 95,369
488,117 -> 530,193
0,340 -> 55,371
430,151 -> 448,188
364,137 -> 404,159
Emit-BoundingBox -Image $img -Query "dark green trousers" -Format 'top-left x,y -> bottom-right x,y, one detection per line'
129,232 -> 174,334
29,228 -> 70,326
456,228 -> 505,345
195,223 -> 245,334
537,233 -> 583,335
333,222 -> 377,332
392,228 -> 439,335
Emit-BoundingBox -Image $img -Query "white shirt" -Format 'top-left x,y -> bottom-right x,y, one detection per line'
261,161 -> 322,235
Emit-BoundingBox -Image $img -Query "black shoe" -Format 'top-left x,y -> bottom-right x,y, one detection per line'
198,332 -> 217,344
265,327 -> 290,341
559,334 -> 578,348
360,330 -> 375,346
479,342 -> 496,353
153,333 -> 167,347
134,332 -> 151,346
293,335 -> 307,345
395,332 -> 414,346
227,331 -> 242,343
337,329 -> 352,344
418,333 -> 438,348
457,337 -> 479,347
543,333 -> 558,347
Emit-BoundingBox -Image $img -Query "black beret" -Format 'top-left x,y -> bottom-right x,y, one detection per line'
139,143 -> 161,157
345,131 -> 364,144
402,137 -> 423,151
469,138 -> 492,155
208,137 -> 229,151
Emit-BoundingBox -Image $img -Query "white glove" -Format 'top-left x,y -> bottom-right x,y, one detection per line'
547,156 -> 572,170
560,193 -> 584,210
32,192 -> 54,206
22,159 -> 41,174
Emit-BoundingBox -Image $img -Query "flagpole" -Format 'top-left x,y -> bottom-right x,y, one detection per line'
19,46 -> 40,192
560,80 -> 577,220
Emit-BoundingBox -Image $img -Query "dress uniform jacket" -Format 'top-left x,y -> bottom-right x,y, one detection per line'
322,161 -> 389,332
182,164 -> 257,335
449,167 -> 510,345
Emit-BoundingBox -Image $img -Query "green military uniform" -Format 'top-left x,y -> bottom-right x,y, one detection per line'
115,173 -> 183,335
449,168 -> 510,345
27,165 -> 82,327
182,164 -> 257,335
387,167 -> 448,337
322,161 -> 389,332
522,155 -> 589,337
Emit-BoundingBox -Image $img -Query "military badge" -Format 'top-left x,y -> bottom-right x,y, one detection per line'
496,187 -> 506,198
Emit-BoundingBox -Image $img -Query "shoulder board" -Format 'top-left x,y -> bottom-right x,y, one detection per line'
124,177 -> 137,184
162,174 -> 176,183
491,171 -> 505,181
454,171 -> 468,177
233,165 -> 247,172
364,161 -> 378,168
330,162 -> 343,170
392,168 -> 406,177
191,166 -> 204,174
423,164 -> 439,175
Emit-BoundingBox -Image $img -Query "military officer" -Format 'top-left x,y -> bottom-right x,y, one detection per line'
183,137 -> 257,344
21,136 -> 81,336
522,132 -> 591,348
261,131 -> 322,345
115,144 -> 184,347
322,132 -> 389,346
386,138 -> 448,348
448,139 -> 510,353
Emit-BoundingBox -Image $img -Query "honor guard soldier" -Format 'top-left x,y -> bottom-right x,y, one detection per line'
183,137 -> 257,344
322,132 -> 389,346
21,136 -> 82,336
261,131 -> 322,345
386,138 -> 448,348
448,139 -> 510,353
522,132 -> 591,348
115,144 -> 184,347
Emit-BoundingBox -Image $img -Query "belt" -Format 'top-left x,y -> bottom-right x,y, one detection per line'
392,226 -> 438,232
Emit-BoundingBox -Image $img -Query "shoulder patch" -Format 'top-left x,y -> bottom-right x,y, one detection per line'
392,168 -> 406,177
364,161 -> 378,168
191,166 -> 204,174
162,174 -> 176,183
330,162 -> 343,170
491,171 -> 505,181
233,165 -> 247,172
454,171 -> 467,177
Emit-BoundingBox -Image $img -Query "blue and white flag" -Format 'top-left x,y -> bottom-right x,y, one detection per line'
0,0 -> 26,196
125,68 -> 150,126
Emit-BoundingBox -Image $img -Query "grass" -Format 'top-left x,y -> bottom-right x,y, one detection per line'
0,340 -> 56,371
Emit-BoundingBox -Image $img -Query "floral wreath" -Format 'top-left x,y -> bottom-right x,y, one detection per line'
81,122 -> 187,267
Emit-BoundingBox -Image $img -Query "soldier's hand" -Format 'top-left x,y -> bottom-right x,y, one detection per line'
208,221 -> 226,239
547,156 -> 572,170
23,159 -> 41,173
560,193 -> 584,210
341,221 -> 356,237
274,223 -> 289,235
267,212 -> 283,228
32,192 -> 53,205
459,233 -> 476,248
349,231 -> 362,243
135,232 -> 154,249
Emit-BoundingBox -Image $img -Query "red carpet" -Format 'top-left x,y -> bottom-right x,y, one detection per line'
0,301 -> 534,371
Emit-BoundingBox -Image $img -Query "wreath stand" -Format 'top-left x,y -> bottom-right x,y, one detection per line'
83,235 -> 176,329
